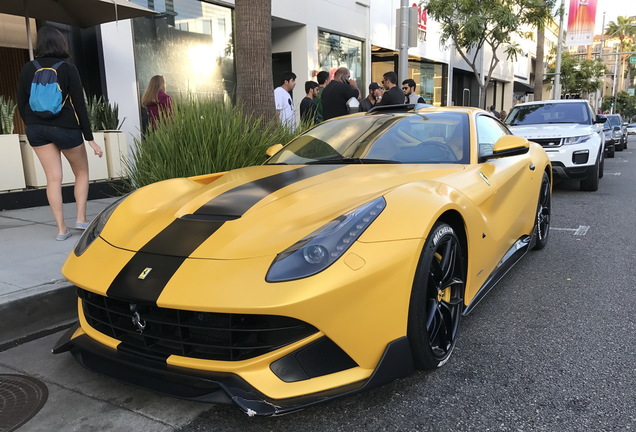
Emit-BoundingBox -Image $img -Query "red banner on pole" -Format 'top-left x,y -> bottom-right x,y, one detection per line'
566,0 -> 598,46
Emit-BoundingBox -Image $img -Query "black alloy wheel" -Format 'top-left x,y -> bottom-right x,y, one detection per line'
533,172 -> 551,250
408,222 -> 466,370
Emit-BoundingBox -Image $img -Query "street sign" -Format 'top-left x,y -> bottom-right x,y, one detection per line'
630,56 -> 636,63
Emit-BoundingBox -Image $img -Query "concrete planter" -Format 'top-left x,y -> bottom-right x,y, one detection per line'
0,134 -> 27,191
103,130 -> 128,179
88,132 -> 109,181
20,133 -> 109,188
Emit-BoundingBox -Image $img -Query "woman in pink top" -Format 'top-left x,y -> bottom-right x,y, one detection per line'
142,75 -> 173,129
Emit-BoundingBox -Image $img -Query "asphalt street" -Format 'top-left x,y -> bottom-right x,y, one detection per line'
1,136 -> 634,431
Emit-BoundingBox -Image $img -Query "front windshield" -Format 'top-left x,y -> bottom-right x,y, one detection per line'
506,102 -> 591,126
266,112 -> 470,165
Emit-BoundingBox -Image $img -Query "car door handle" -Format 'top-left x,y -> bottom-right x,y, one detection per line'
529,163 -> 536,171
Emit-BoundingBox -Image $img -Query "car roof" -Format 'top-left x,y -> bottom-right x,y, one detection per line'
512,99 -> 590,107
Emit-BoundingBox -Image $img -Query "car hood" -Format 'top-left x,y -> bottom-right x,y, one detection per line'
509,124 -> 596,138
101,164 -> 464,259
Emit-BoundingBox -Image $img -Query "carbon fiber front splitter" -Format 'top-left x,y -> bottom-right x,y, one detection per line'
53,324 -> 414,416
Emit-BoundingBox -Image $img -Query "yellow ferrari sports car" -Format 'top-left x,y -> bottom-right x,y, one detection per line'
54,105 -> 551,416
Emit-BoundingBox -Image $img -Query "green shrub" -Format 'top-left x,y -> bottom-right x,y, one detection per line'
0,96 -> 16,134
122,97 -> 312,190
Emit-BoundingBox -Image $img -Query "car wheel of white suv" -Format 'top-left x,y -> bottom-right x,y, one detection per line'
580,156 -> 600,191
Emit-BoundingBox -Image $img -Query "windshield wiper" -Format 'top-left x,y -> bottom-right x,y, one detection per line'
305,157 -> 397,165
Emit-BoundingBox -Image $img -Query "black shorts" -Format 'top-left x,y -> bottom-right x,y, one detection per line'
26,124 -> 84,149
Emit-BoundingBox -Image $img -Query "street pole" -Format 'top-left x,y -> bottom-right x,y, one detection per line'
398,0 -> 409,84
597,12 -> 606,113
611,44 -> 619,114
554,0 -> 565,100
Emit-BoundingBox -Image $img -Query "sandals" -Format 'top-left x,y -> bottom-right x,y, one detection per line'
56,230 -> 72,241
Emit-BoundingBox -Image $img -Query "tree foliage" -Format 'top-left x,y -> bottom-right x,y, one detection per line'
601,91 -> 636,119
605,16 -> 636,93
423,0 -> 556,108
545,52 -> 605,97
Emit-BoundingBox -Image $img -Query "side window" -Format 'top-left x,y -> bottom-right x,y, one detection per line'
476,115 -> 509,157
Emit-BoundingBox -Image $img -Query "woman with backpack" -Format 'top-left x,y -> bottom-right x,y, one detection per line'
17,25 -> 103,241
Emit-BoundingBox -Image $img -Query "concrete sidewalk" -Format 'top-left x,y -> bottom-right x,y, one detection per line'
0,197 -> 119,346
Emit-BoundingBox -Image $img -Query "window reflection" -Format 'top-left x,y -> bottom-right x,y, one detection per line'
131,0 -> 235,104
318,31 -> 363,84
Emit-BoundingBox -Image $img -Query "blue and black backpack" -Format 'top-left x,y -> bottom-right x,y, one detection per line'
29,60 -> 68,119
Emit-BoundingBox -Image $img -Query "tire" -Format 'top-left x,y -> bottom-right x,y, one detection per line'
407,222 -> 466,370
580,157 -> 599,191
617,142 -> 624,151
599,156 -> 604,179
608,146 -> 615,158
533,172 -> 551,250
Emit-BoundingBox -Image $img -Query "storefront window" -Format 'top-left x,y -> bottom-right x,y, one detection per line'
318,31 -> 363,84
408,61 -> 446,107
131,0 -> 235,103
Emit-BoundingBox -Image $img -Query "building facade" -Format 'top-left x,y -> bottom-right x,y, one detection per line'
0,0 -> 556,196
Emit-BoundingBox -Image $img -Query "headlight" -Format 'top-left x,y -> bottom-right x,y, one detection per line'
563,135 -> 591,145
266,197 -> 386,282
74,195 -> 127,256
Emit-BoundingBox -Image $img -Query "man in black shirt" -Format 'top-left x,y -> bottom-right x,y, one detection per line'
300,81 -> 319,124
321,67 -> 360,120
376,71 -> 406,106
359,82 -> 383,112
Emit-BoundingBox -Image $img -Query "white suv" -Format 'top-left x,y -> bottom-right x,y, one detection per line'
505,100 -> 605,191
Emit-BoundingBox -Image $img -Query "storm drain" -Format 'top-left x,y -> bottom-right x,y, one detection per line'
0,374 -> 48,432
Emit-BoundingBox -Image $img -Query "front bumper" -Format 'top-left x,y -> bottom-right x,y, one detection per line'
53,324 -> 413,416
550,161 -> 597,180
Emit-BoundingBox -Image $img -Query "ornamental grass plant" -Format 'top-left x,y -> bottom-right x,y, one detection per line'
122,97 -> 311,190
0,96 -> 16,134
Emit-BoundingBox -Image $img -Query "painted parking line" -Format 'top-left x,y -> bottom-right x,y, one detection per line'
551,226 -> 590,236
604,172 -> 621,175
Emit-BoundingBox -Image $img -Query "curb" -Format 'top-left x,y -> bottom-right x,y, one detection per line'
0,284 -> 77,348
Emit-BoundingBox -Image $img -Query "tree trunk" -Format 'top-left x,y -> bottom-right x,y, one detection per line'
234,0 -> 275,122
534,25 -> 545,101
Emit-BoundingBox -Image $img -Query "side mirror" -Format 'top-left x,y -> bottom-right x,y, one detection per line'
485,135 -> 530,160
266,144 -> 284,157
613,126 -> 621,132
594,116 -> 607,124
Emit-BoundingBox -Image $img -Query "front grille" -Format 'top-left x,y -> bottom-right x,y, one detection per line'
78,288 -> 318,361
531,138 -> 563,148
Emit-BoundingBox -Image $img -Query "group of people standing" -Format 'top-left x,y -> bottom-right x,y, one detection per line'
274,69 -> 429,130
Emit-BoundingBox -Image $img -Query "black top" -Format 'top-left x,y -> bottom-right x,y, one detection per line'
299,97 -> 318,124
376,86 -> 406,106
359,97 -> 376,113
17,57 -> 94,141
321,81 -> 359,120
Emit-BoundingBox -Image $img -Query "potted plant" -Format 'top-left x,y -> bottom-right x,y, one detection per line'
0,96 -> 26,191
82,95 -> 109,181
87,95 -> 127,179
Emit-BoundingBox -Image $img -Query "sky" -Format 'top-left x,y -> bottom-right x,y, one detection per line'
593,0 -> 636,34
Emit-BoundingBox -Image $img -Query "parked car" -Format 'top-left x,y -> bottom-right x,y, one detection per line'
626,122 -> 636,135
506,99 -> 604,191
53,106 -> 552,416
605,114 -> 627,150
600,116 -> 616,158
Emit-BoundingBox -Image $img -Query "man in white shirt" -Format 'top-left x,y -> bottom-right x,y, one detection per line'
274,71 -> 297,131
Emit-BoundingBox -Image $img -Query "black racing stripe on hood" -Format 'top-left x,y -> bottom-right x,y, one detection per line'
106,165 -> 342,304
194,165 -> 341,216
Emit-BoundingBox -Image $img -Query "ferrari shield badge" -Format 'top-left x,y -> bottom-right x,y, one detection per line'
138,267 -> 152,279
